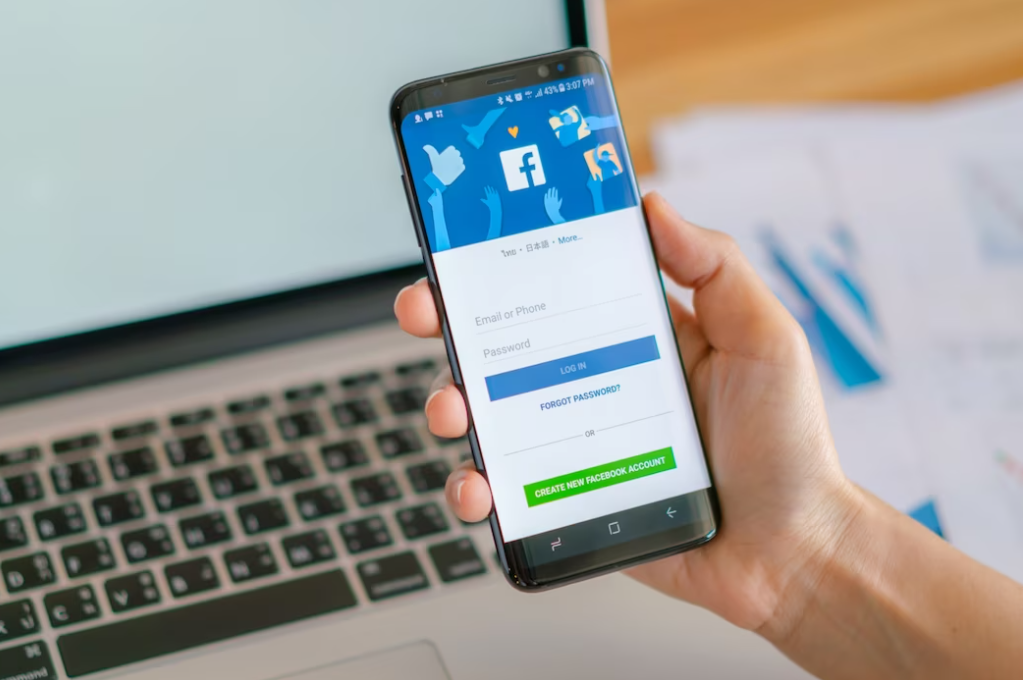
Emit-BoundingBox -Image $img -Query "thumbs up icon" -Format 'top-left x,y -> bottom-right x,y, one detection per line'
423,145 -> 465,193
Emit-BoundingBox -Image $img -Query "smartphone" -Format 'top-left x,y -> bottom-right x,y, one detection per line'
390,48 -> 718,590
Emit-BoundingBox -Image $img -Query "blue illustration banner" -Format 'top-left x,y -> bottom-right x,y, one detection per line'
401,75 -> 640,253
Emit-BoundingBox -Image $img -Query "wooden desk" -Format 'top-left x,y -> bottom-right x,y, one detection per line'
606,0 -> 1023,175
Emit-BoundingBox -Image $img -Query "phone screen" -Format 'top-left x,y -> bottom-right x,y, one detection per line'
395,52 -> 715,585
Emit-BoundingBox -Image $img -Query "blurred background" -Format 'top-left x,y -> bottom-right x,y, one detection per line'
607,0 -> 1023,174
610,0 -> 1023,581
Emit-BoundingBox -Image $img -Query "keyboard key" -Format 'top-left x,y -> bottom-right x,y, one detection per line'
357,551 -> 429,601
340,371 -> 381,389
406,460 -> 452,494
0,445 -> 41,468
165,557 -> 219,598
56,571 -> 356,677
151,478 -> 201,513
93,490 -> 145,527
351,472 -> 402,507
180,511 -> 232,549
282,529 -> 336,568
339,516 -> 392,554
277,411 -> 324,441
0,471 -> 44,508
332,398 -> 378,428
385,386 -> 429,415
320,440 -> 369,472
121,525 -> 175,563
221,423 -> 269,454
0,641 -> 56,680
0,599 -> 40,643
428,538 -> 486,582
45,585 -> 102,628
237,499 -> 289,535
62,538 -> 116,578
395,358 -> 437,377
111,420 -> 159,441
106,571 -> 161,613
208,464 -> 258,499
168,407 -> 215,428
284,383 -> 326,402
50,459 -> 102,495
2,552 -> 56,592
295,485 -> 346,521
264,452 -> 314,486
0,516 -> 28,553
396,503 -> 449,540
165,435 -> 214,467
224,543 -> 277,583
376,427 -> 424,458
53,432 -> 101,455
34,502 -> 87,540
226,394 -> 271,415
108,446 -> 159,481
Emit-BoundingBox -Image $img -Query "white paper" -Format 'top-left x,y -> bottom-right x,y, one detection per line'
650,79 -> 1023,173
829,137 -> 1023,579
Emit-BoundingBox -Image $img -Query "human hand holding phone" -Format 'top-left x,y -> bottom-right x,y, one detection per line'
395,51 -> 723,587
395,192 -> 860,632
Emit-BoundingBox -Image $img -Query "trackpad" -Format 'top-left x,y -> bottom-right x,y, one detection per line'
278,641 -> 449,680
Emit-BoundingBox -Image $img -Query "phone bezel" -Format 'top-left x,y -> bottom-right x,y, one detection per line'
389,48 -> 720,590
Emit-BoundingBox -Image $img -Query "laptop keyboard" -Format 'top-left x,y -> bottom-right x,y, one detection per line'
0,355 -> 490,678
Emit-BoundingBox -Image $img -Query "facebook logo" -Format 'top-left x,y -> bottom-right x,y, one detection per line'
499,145 -> 546,192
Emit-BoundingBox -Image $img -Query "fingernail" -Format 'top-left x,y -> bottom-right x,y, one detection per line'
393,285 -> 411,314
424,388 -> 443,414
449,469 -> 468,505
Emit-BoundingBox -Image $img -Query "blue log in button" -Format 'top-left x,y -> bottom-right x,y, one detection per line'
485,335 -> 660,401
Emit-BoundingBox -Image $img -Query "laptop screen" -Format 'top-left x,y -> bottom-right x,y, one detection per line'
0,1 -> 571,352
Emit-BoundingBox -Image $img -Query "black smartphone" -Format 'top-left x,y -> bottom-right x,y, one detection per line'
390,48 -> 718,590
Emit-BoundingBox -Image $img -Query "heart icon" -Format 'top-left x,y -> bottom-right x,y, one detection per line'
508,126 -> 519,138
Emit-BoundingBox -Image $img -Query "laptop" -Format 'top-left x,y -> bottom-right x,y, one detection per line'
0,2 -> 805,677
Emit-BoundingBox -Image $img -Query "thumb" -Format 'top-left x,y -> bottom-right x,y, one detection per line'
423,144 -> 440,162
644,192 -> 803,362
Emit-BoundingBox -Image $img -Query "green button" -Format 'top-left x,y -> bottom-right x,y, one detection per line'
523,447 -> 676,507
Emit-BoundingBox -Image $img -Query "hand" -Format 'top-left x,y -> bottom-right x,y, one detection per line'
480,185 -> 500,213
543,187 -> 566,225
393,193 -> 861,634
423,145 -> 465,188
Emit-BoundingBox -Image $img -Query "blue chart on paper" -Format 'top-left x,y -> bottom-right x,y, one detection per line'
909,498 -> 946,538
761,225 -> 884,391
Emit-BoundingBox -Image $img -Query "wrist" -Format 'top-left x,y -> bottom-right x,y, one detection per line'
759,486 -> 946,680
757,481 -> 875,649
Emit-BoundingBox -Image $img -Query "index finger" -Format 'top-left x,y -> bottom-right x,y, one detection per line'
394,278 -> 441,338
